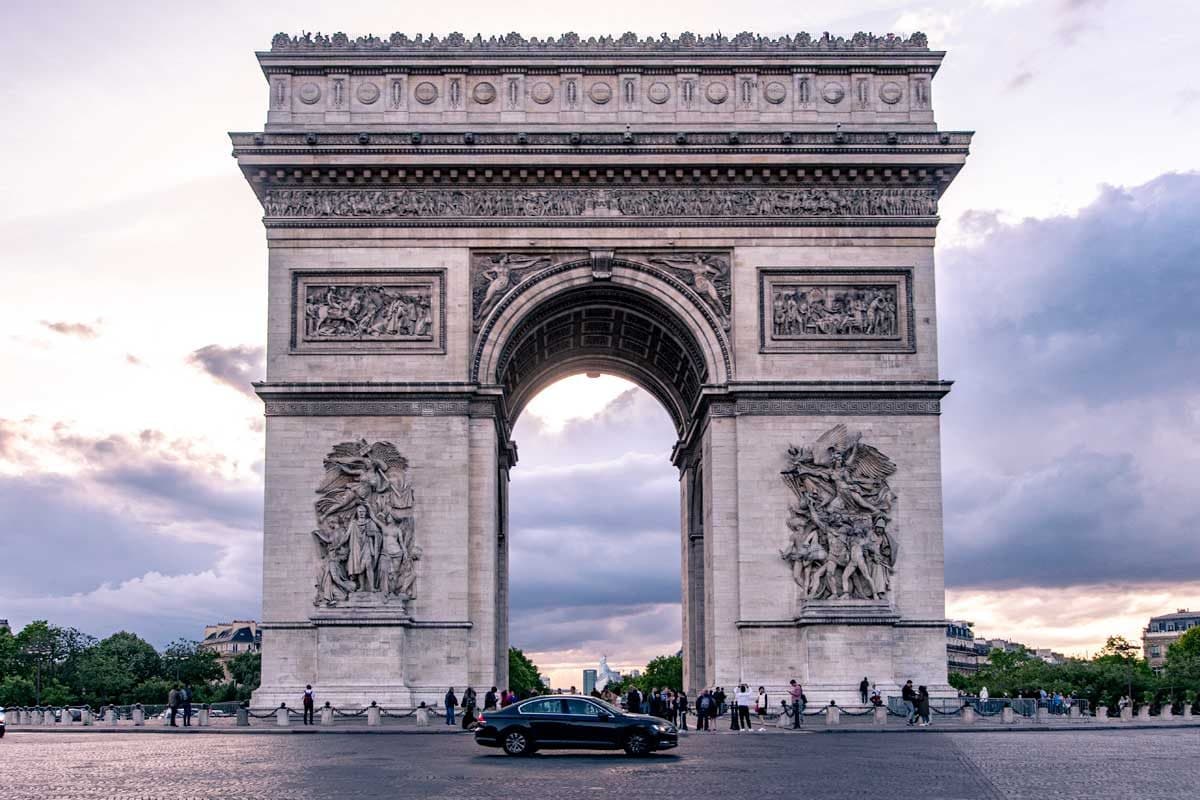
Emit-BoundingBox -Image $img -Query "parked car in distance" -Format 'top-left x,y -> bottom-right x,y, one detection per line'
474,695 -> 677,756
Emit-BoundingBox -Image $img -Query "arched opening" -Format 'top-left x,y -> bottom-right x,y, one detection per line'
480,274 -> 725,694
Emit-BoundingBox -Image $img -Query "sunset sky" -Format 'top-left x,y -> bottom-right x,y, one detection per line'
1,0 -> 1198,690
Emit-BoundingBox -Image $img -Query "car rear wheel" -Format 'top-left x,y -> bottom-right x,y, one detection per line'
623,731 -> 651,756
502,729 -> 533,756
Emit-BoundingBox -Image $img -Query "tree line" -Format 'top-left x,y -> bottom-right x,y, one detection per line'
0,620 -> 261,707
949,633 -> 1200,710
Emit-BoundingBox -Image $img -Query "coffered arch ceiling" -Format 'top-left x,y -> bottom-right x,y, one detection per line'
497,285 -> 711,435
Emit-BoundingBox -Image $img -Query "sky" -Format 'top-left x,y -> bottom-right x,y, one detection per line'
1,0 -> 1198,691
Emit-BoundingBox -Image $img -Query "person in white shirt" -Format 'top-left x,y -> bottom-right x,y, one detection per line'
735,684 -> 754,731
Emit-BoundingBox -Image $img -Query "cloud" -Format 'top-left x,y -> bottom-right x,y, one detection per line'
187,344 -> 264,396
939,172 -> 1200,591
40,320 -> 97,339
1007,69 -> 1034,91
0,422 -> 262,644
1055,0 -> 1109,45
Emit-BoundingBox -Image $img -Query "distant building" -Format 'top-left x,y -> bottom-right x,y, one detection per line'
583,669 -> 597,695
539,674 -> 552,690
0,618 -> 9,634
1143,609 -> 1200,672
971,636 -> 1065,668
946,619 -> 981,674
199,620 -> 261,680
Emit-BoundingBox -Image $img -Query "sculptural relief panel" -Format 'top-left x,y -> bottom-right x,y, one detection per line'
779,425 -> 897,604
290,269 -> 445,353
758,268 -> 914,353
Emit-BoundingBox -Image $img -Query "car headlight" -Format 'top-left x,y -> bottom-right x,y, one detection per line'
652,722 -> 675,733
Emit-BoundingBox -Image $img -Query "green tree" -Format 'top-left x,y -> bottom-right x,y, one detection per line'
1165,627 -> 1200,700
160,639 -> 224,686
228,651 -> 261,690
638,654 -> 683,692
508,647 -> 546,696
0,675 -> 36,706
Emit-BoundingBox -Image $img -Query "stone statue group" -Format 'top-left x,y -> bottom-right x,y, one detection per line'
311,440 -> 421,607
779,425 -> 897,601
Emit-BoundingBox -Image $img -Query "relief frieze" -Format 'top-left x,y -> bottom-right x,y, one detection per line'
291,270 -> 445,353
263,187 -> 938,220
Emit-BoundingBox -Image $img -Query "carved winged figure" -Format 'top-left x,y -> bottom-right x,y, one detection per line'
474,254 -> 551,326
650,254 -> 730,329
311,439 -> 418,608
780,426 -> 897,602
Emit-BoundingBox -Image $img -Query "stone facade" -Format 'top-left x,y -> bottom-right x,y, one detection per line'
232,30 -> 971,708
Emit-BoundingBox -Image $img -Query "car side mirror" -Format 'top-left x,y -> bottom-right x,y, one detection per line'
599,712 -> 613,721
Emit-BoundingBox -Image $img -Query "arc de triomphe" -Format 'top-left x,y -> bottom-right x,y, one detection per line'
232,31 -> 971,707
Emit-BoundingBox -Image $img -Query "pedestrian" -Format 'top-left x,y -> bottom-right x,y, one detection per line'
859,677 -> 870,705
756,685 -> 769,730
302,684 -> 315,725
677,691 -> 689,731
902,680 -> 917,725
167,685 -> 180,727
182,684 -> 194,727
870,687 -> 883,707
500,689 -> 513,708
626,686 -> 642,714
736,684 -> 753,730
462,687 -> 477,729
788,679 -> 805,729
979,685 -> 989,712
696,690 -> 712,731
916,685 -> 931,727
714,686 -> 727,716
444,687 -> 458,726
484,686 -> 497,711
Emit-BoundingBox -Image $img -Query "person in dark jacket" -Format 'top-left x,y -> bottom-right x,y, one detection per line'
916,686 -> 931,727
461,687 -> 477,729
859,677 -> 870,705
181,685 -> 194,727
484,686 -> 497,711
677,691 -> 689,730
626,687 -> 642,714
696,690 -> 713,731
444,687 -> 457,726
902,680 -> 917,725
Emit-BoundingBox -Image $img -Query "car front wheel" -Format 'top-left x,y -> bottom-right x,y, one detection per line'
623,731 -> 651,756
502,729 -> 533,756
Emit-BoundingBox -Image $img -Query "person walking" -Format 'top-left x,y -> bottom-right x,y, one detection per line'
302,685 -> 315,725
755,686 -> 769,731
444,687 -> 458,726
167,686 -> 180,727
462,687 -> 477,729
484,686 -> 498,711
916,685 -> 931,727
181,684 -> 194,727
736,684 -> 753,731
979,685 -> 989,712
788,680 -> 805,729
696,690 -> 712,731
859,677 -> 870,705
902,680 -> 918,725
677,691 -> 689,731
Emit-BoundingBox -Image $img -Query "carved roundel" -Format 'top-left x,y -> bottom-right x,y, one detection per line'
472,81 -> 497,104
356,81 -> 380,105
530,81 -> 555,104
414,81 -> 439,105
763,81 -> 788,104
297,82 -> 322,105
821,81 -> 846,104
588,81 -> 613,104
879,81 -> 904,104
647,81 -> 671,104
705,81 -> 729,104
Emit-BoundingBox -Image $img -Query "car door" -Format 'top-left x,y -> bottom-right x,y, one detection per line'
517,698 -> 569,744
563,698 -> 619,747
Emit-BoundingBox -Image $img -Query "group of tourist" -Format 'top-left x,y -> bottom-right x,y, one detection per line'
901,680 -> 933,726
443,686 -> 530,728
164,684 -> 195,727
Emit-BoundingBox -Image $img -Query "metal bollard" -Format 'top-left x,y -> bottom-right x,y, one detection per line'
962,706 -> 977,725
236,706 -> 249,726
82,708 -> 93,726
1001,707 -> 1014,724
61,707 -> 74,726
824,704 -> 840,726
367,702 -> 381,726
132,706 -> 145,726
872,706 -> 886,726
321,702 -> 334,725
198,706 -> 210,727
46,708 -> 57,727
104,706 -> 118,726
276,703 -> 290,726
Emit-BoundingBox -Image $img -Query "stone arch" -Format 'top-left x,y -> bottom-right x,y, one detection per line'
472,257 -> 732,432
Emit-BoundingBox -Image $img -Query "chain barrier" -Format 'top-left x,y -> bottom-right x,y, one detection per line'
245,709 -> 279,719
838,707 -> 877,717
331,707 -> 370,717
380,708 -> 419,718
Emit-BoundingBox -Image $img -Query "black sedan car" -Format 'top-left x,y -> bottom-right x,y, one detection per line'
474,695 -> 677,756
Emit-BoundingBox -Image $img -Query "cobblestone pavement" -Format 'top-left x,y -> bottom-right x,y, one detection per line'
1,728 -> 1197,799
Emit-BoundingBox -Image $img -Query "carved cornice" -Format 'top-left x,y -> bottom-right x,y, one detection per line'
269,31 -> 932,54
